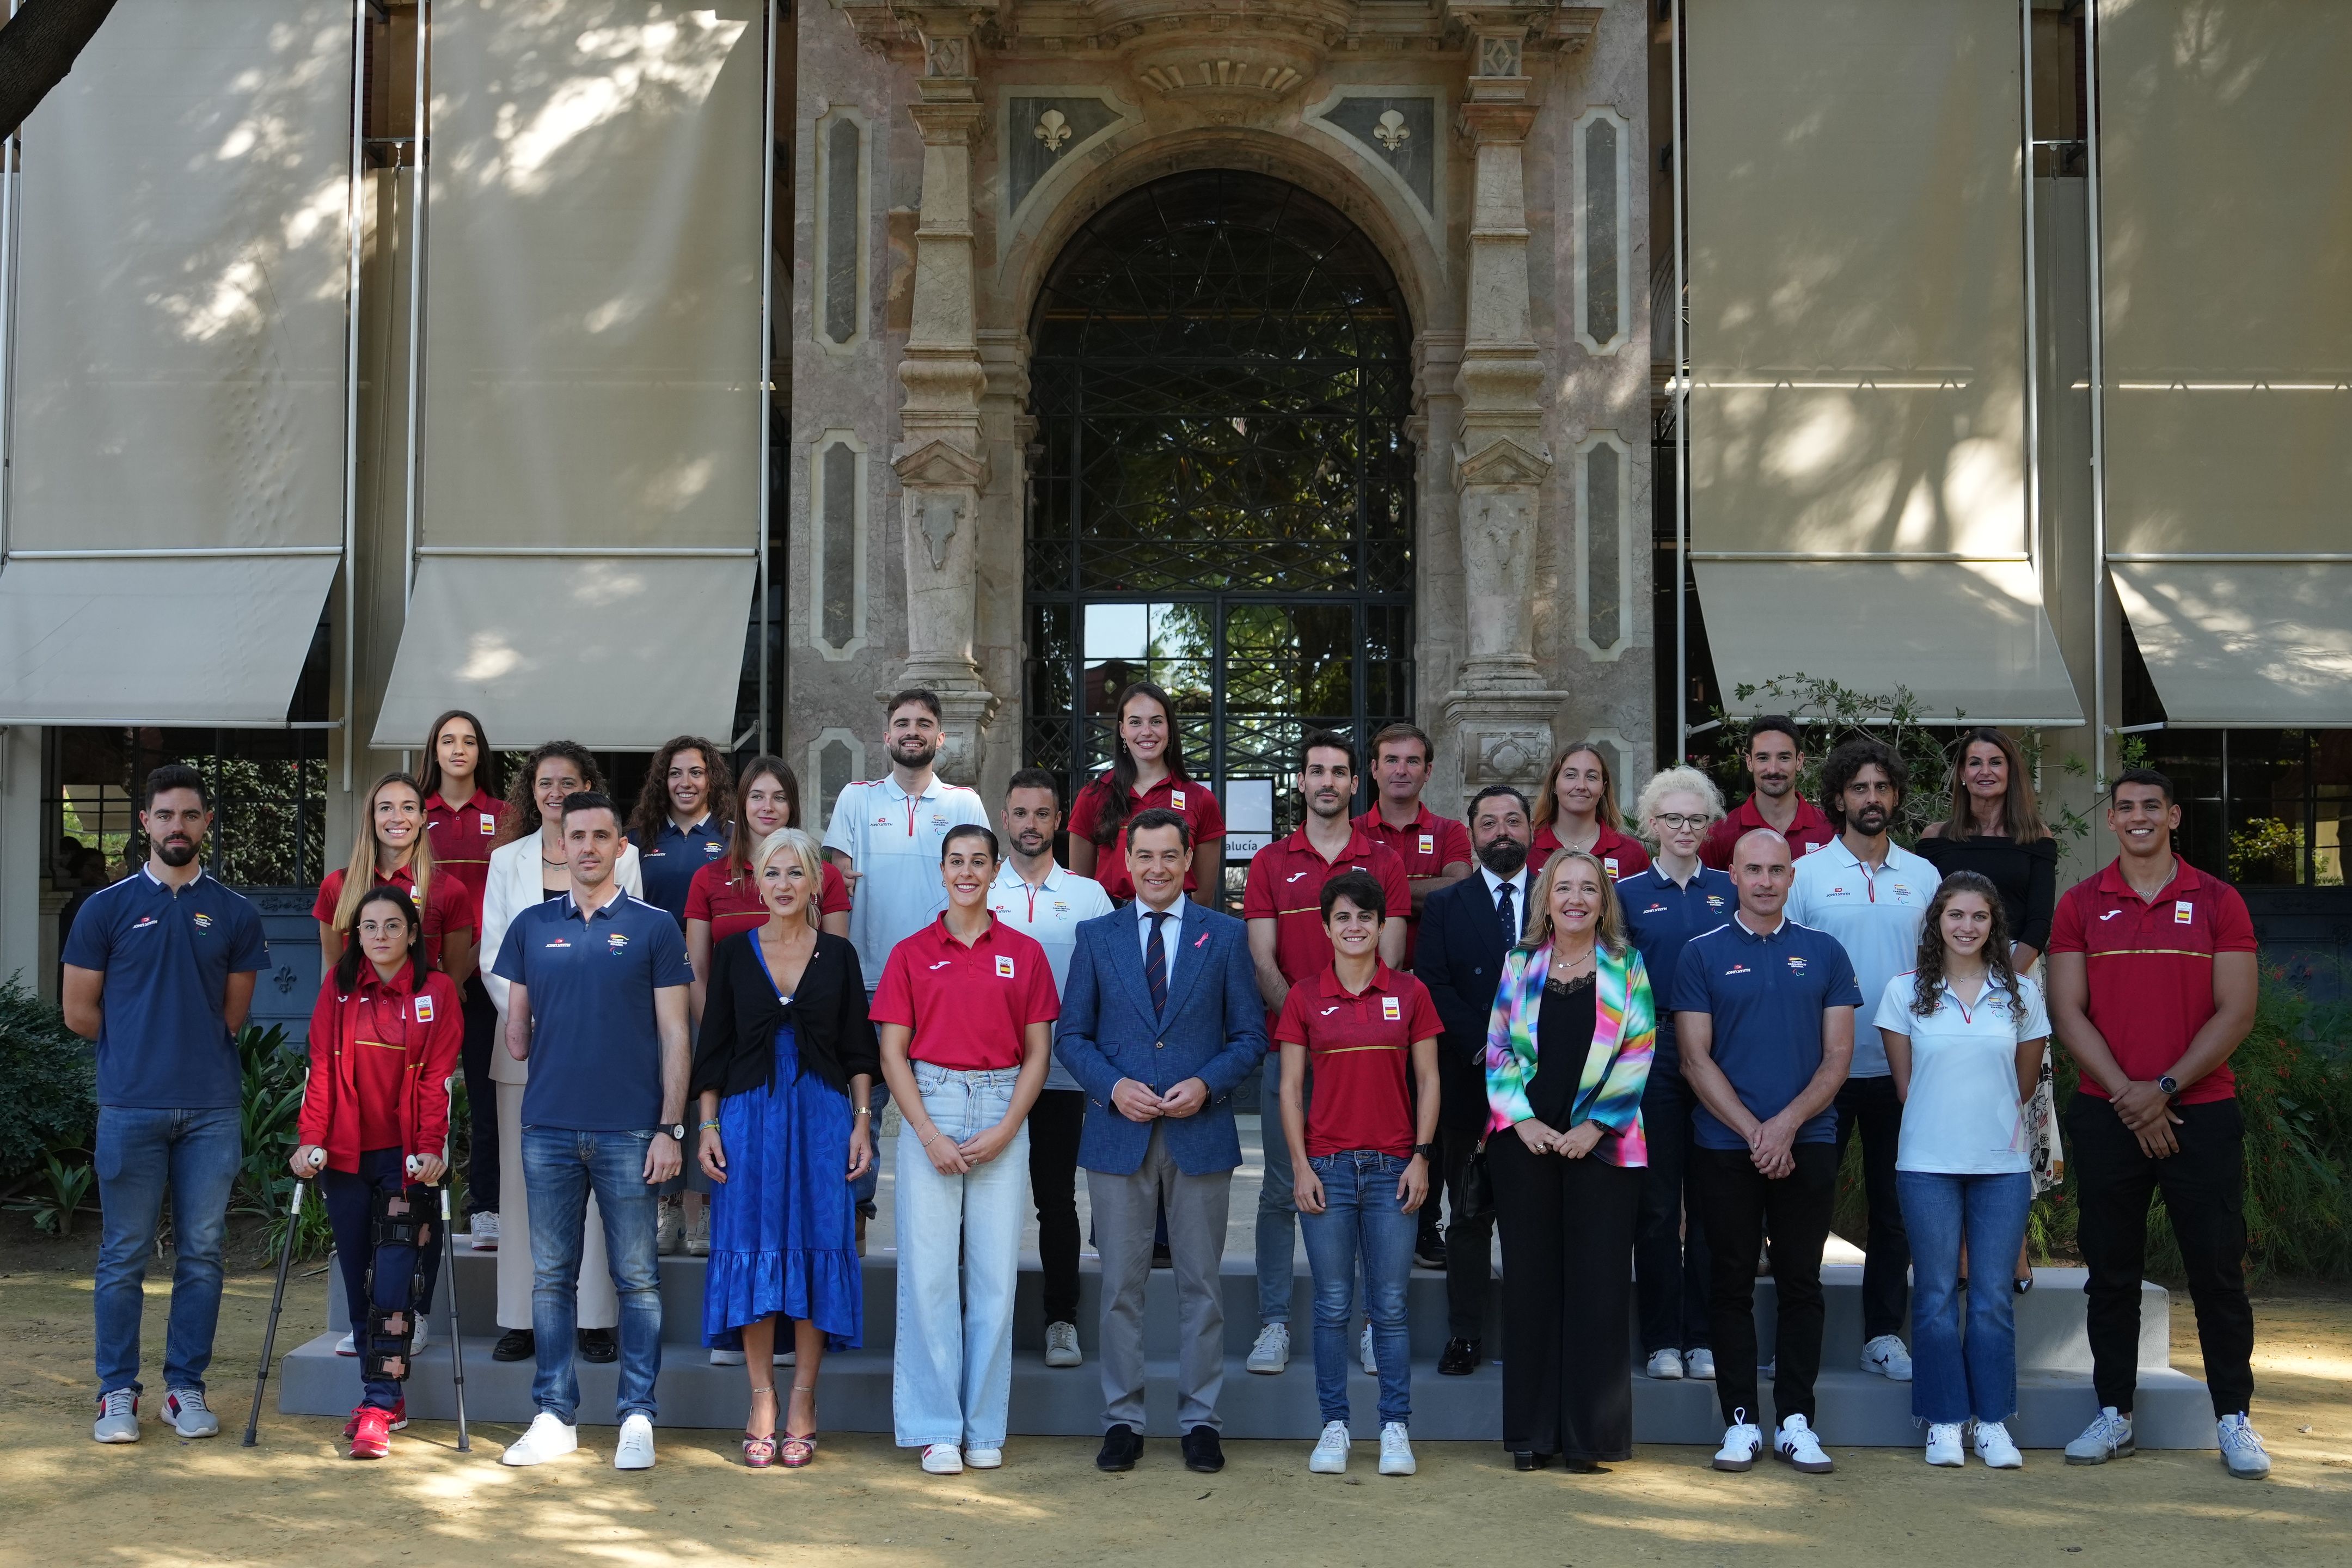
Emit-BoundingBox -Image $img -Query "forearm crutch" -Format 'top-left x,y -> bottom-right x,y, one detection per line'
241,1177 -> 308,1447
435,1075 -> 471,1450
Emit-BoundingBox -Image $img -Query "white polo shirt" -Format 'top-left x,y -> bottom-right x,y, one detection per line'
1873,971 -> 2050,1174
1787,837 -> 1939,1078
823,773 -> 993,991
988,859 -> 1114,1093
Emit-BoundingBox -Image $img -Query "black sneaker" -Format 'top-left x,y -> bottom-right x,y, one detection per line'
491,1329 -> 535,1362
577,1328 -> 618,1363
1438,1338 -> 1481,1376
1180,1426 -> 1225,1474
1096,1423 -> 1142,1472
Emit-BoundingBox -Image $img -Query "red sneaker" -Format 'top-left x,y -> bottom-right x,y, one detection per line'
342,1398 -> 407,1437
348,1405 -> 393,1460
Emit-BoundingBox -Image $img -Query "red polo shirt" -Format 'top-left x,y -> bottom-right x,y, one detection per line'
2047,856 -> 2257,1105
311,862 -> 476,967
1700,794 -> 1836,871
869,915 -> 1061,1070
1528,820 -> 1652,882
1353,804 -> 1472,965
1068,775 -> 1226,902
424,789 -> 503,926
1275,964 -> 1442,1157
684,857 -> 853,944
1244,826 -> 1411,995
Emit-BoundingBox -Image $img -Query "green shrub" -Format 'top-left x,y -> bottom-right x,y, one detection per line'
0,977 -> 96,1183
233,1024 -> 334,1258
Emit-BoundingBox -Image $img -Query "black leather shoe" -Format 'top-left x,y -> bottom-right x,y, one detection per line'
1512,1449 -> 1553,1472
1438,1338 -> 1481,1376
1181,1426 -> 1225,1474
577,1328 -> 617,1363
1097,1423 -> 1143,1472
491,1328 -> 535,1362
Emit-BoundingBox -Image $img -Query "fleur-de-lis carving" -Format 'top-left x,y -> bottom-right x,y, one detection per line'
1373,109 -> 1410,153
1034,108 -> 1071,155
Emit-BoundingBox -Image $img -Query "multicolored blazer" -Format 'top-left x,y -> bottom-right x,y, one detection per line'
1483,941 -> 1656,1167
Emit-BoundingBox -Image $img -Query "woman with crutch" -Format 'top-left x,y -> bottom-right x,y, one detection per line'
290,886 -> 463,1459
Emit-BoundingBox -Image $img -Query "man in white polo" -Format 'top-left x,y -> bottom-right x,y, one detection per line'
989,767 -> 1116,1370
1786,737 -> 1937,1385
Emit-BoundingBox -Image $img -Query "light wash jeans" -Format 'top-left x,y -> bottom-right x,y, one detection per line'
1299,1149 -> 1418,1428
1900,1168 -> 2033,1426
94,1105 -> 241,1396
520,1126 -> 665,1424
893,1062 -> 1030,1450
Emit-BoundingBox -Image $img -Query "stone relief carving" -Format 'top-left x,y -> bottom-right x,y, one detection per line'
1034,108 -> 1071,154
920,492 -> 963,571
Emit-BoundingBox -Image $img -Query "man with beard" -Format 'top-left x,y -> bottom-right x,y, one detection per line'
823,689 -> 993,1221
1410,785 -> 1535,1376
1701,716 -> 1836,871
66,765 -> 270,1444
987,768 -> 1114,1369
1787,737 -> 1935,1382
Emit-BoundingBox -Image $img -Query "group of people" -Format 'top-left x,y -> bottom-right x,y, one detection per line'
60,691 -> 2273,1485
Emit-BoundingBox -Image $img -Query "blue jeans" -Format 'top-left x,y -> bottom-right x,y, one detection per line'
520,1126 -> 665,1424
893,1062 -> 1028,1449
1298,1149 -> 1417,1428
94,1105 -> 241,1397
1900,1169 -> 2033,1426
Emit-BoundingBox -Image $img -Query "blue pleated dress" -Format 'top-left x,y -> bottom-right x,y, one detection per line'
701,941 -> 864,1350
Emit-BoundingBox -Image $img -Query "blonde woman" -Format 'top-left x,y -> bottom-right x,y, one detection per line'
1528,742 -> 1650,883
313,772 -> 475,984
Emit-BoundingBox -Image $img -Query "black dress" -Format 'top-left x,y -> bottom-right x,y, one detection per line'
1915,833 -> 2059,953
1489,970 -> 1643,1466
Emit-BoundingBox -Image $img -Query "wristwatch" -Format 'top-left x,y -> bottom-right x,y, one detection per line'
1413,1142 -> 1438,1162
665,1122 -> 688,1142
2155,1075 -> 2181,1099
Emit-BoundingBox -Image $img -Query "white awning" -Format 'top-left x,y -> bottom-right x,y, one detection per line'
2112,564 -> 2352,727
1694,560 -> 2084,726
371,556 -> 752,751
0,554 -> 339,726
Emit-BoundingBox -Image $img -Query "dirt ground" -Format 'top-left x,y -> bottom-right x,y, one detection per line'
2,1217 -> 2347,1568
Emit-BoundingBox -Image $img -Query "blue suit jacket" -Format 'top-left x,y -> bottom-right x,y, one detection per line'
1054,900 -> 1267,1177
1416,871 -> 1519,1135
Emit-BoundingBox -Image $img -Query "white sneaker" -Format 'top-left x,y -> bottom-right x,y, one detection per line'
656,1200 -> 684,1256
2219,1414 -> 2271,1479
1713,1412 -> 1762,1472
1377,1422 -> 1415,1477
710,1347 -> 746,1366
1925,1422 -> 1965,1467
921,1443 -> 964,1475
964,1446 -> 1003,1469
1246,1322 -> 1290,1375
1044,1321 -> 1082,1369
412,1318 -> 429,1354
1359,1321 -> 1377,1375
1683,1348 -> 1717,1380
1975,1420 -> 2023,1469
1646,1349 -> 1685,1380
93,1388 -> 140,1444
501,1410 -> 579,1467
1861,1334 -> 1914,1381
335,1332 -> 357,1357
1774,1413 -> 1834,1474
469,1210 -> 499,1251
685,1204 -> 710,1258
2065,1407 -> 2134,1465
1308,1419 -> 1351,1474
613,1412 -> 656,1470
163,1388 -> 219,1439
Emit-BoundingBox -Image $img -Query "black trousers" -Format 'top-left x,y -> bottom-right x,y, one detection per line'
1439,1122 -> 1496,1340
1027,1088 -> 1086,1327
2069,1094 -> 2255,1417
459,975 -> 500,1216
1490,1136 -> 1639,1461
1692,1141 -> 1837,1427
1832,1073 -> 1909,1341
1633,1069 -> 1712,1353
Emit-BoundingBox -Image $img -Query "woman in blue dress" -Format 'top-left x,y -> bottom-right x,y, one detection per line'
693,826 -> 879,1467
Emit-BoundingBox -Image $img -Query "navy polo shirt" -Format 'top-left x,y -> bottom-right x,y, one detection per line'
494,890 -> 695,1131
632,816 -> 729,928
1617,863 -> 1738,1076
62,868 -> 268,1110
1668,913 -> 1863,1150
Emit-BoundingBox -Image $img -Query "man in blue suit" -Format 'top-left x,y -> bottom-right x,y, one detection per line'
1412,785 -> 1534,1377
1056,808 -> 1267,1476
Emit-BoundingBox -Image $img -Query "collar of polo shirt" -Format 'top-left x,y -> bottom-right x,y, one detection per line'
1319,962 -> 1400,997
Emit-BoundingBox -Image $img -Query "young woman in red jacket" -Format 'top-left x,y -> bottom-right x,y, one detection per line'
291,886 -> 464,1460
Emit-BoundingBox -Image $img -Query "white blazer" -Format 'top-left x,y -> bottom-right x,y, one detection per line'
481,832 -> 642,1086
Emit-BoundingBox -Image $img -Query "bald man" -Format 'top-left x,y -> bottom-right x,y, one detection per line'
1669,828 -> 1861,1476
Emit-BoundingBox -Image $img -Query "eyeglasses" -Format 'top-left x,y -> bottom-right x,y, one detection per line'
1651,812 -> 1712,831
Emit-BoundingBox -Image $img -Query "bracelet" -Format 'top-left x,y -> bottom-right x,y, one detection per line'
855,1107 -> 873,1117
698,1119 -> 721,1132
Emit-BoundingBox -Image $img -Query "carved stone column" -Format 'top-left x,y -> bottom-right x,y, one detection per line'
1443,9 -> 1567,794
891,22 -> 997,783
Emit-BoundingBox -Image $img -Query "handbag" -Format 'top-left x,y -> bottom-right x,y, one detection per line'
1459,1141 -> 1497,1224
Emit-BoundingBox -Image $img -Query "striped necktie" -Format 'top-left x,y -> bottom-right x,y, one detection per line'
1144,910 -> 1169,1015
